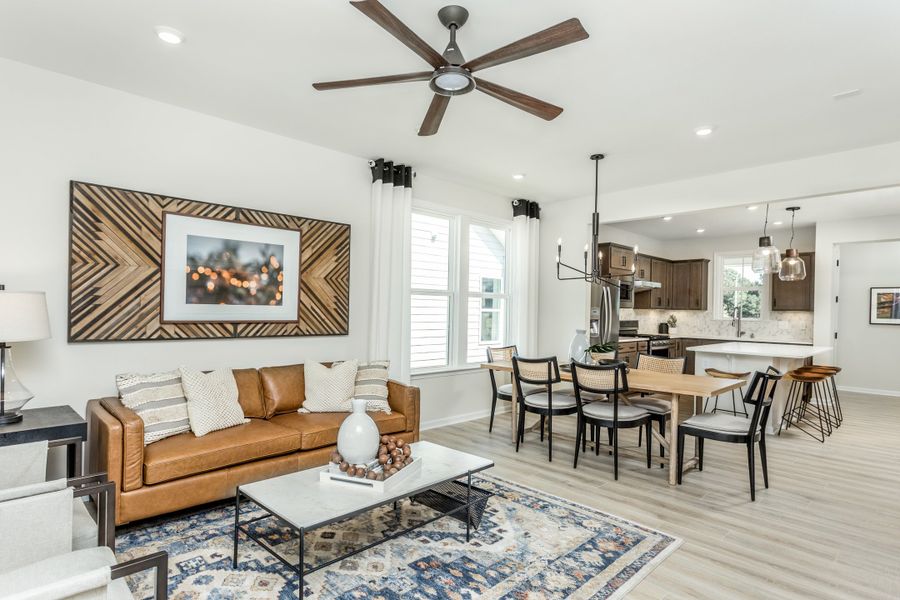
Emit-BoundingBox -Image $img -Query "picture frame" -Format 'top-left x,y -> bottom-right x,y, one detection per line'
161,213 -> 301,323
869,287 -> 900,325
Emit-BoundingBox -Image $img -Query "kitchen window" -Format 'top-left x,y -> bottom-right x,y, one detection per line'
714,252 -> 768,320
409,208 -> 510,373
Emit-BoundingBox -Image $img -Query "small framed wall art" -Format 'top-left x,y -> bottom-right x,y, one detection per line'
161,213 -> 301,323
869,287 -> 900,325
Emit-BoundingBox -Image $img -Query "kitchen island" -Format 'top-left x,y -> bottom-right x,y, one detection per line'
687,342 -> 833,433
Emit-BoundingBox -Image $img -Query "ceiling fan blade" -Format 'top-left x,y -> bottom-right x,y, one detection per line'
463,18 -> 589,73
351,0 -> 447,69
419,94 -> 450,136
313,71 -> 433,91
474,78 -> 563,121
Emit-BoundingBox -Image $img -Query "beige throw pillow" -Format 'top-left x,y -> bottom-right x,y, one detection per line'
180,367 -> 249,437
301,360 -> 358,412
354,360 -> 392,413
116,370 -> 191,445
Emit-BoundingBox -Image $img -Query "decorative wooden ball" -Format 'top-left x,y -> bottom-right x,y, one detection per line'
381,435 -> 390,444
346,466 -> 357,477
366,470 -> 378,480
396,439 -> 405,448
338,461 -> 349,472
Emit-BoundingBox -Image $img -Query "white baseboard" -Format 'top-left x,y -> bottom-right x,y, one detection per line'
420,407 -> 509,432
836,385 -> 900,398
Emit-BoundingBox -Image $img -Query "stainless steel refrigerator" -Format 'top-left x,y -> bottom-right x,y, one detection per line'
589,280 -> 620,349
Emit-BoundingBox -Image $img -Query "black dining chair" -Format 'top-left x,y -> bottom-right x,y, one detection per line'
677,367 -> 783,501
512,356 -> 578,462
486,345 -> 542,432
571,360 -> 653,479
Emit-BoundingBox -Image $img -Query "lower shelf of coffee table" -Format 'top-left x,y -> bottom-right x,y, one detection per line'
411,480 -> 491,529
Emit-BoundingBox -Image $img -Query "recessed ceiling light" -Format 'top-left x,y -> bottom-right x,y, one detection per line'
512,173 -> 525,180
662,216 -> 673,221
155,26 -> 184,45
694,125 -> 716,137
747,205 -> 759,211
696,228 -> 706,234
833,88 -> 862,100
773,221 -> 784,226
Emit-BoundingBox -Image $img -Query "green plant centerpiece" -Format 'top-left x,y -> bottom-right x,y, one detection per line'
667,314 -> 678,329
588,342 -> 616,363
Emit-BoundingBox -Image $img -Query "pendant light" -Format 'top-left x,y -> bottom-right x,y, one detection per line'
751,203 -> 781,274
778,207 -> 807,281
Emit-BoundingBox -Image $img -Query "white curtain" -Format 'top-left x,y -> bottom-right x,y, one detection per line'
510,200 -> 540,356
367,159 -> 412,383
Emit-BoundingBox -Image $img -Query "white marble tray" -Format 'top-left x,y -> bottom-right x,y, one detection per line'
318,456 -> 423,492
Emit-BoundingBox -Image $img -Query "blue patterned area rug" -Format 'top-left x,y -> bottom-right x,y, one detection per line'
118,475 -> 680,599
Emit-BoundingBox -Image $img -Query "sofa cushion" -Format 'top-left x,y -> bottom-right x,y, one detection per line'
143,419 -> 301,485
259,364 -> 305,417
270,411 -> 407,451
233,369 -> 266,418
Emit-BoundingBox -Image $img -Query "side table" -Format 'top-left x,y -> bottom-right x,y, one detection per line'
0,406 -> 87,477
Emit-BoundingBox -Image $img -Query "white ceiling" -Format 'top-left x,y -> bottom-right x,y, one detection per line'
1,1 -> 900,202
610,185 -> 900,240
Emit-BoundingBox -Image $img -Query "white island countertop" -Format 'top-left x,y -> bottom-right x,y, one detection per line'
686,342 -> 832,359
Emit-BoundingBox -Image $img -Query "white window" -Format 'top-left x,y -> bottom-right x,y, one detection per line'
714,252 -> 767,320
409,208 -> 510,373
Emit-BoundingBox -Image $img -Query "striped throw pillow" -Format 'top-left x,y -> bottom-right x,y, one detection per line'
355,360 -> 391,414
116,371 -> 192,445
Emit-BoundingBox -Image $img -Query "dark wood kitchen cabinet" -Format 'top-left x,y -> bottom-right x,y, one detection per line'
635,255 -> 652,280
671,260 -> 709,310
597,243 -> 636,277
650,258 -> 671,309
771,252 -> 815,311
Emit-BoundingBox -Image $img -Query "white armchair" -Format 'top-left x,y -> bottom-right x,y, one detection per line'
0,475 -> 167,599
0,440 -> 114,550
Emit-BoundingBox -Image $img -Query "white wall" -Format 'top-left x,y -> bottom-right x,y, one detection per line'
814,211 -> 900,390
0,58 -> 514,428
835,241 -> 900,395
0,58 -> 373,418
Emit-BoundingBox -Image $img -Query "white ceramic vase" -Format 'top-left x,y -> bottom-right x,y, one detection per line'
337,398 -> 380,465
569,329 -> 590,362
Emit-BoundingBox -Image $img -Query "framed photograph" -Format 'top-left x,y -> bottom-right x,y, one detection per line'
869,287 -> 900,325
161,213 -> 301,323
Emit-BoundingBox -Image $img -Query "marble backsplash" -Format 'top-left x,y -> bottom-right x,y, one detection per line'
621,308 -> 814,343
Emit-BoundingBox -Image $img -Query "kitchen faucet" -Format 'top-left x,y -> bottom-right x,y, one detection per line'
731,305 -> 746,338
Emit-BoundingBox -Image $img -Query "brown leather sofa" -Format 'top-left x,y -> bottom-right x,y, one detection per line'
86,364 -> 420,525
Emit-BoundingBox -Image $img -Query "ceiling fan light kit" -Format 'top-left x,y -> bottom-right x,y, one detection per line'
314,1 -> 589,135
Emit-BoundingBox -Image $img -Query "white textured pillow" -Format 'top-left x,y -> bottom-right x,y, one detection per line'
180,367 -> 249,437
302,360 -> 358,412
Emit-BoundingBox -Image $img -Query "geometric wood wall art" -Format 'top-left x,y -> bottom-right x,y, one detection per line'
67,181 -> 350,342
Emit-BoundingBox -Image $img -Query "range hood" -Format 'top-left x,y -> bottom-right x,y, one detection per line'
633,279 -> 662,290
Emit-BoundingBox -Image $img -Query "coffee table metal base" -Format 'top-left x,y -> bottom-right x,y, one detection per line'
232,471 -> 488,596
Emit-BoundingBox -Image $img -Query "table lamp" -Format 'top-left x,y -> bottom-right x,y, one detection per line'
0,285 -> 51,425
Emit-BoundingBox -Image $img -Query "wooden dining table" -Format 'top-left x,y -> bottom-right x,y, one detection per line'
480,360 -> 746,485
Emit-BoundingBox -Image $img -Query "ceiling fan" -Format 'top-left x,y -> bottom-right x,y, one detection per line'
313,1 -> 589,136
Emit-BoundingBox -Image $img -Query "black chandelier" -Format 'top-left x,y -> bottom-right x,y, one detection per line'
555,154 -> 632,286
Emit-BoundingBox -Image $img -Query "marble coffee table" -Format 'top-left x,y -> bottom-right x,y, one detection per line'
232,441 -> 494,594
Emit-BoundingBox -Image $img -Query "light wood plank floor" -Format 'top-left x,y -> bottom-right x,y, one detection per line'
423,391 -> 900,599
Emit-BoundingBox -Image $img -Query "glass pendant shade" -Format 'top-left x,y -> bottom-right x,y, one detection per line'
779,248 -> 807,281
752,236 -> 781,274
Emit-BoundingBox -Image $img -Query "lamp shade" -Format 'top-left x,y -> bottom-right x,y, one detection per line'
0,292 -> 51,342
778,249 -> 807,281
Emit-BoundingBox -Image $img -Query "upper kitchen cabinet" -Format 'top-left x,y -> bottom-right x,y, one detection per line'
771,252 -> 815,311
635,255 -> 652,280
598,243 -> 636,277
651,258 -> 671,309
671,259 -> 709,310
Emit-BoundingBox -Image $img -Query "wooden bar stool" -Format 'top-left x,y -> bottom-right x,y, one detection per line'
793,365 -> 843,427
704,368 -> 752,417
780,369 -> 832,442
